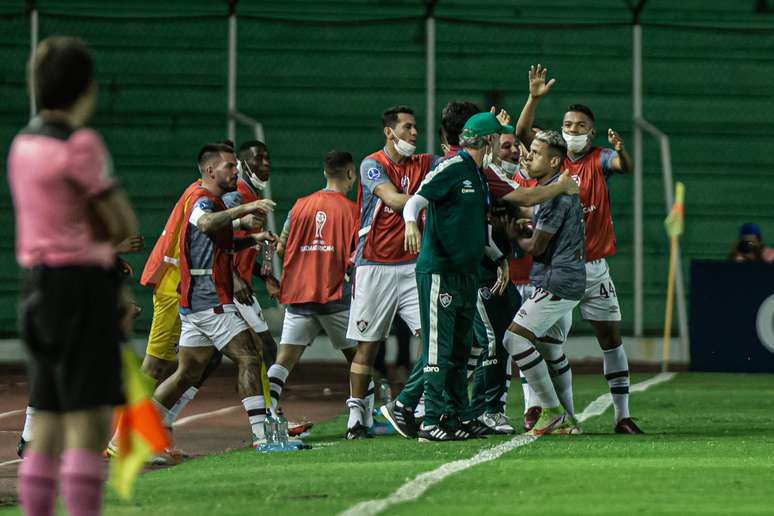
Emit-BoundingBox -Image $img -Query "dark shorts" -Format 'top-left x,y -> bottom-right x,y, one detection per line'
20,266 -> 125,412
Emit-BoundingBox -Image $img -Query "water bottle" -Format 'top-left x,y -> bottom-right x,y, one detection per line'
276,408 -> 289,447
263,410 -> 277,445
260,241 -> 275,276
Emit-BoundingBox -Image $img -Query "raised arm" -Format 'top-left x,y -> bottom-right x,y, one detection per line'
515,64 -> 556,146
607,129 -> 633,174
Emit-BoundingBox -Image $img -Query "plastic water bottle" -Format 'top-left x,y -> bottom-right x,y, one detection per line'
276,408 -> 289,447
263,410 -> 277,445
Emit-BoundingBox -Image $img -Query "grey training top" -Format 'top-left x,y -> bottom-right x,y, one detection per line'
529,172 -> 586,300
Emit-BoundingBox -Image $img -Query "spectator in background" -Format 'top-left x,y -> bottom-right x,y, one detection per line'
728,223 -> 774,263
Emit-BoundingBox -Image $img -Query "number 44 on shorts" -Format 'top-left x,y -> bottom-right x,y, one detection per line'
599,282 -> 616,299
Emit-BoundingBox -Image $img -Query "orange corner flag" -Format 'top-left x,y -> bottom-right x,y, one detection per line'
109,348 -> 170,500
664,182 -> 685,238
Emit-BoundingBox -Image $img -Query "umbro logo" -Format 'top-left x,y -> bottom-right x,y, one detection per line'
462,180 -> 473,188
517,308 -> 527,318
479,287 -> 491,300
357,320 -> 369,332
423,365 -> 440,373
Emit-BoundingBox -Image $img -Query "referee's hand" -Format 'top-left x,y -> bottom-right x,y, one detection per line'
404,221 -> 421,254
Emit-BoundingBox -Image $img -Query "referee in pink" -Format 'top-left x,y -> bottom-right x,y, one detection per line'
7,37 -> 138,516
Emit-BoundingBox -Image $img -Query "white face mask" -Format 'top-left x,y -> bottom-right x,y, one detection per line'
390,129 -> 416,157
499,159 -> 519,177
237,160 -> 267,191
562,131 -> 589,153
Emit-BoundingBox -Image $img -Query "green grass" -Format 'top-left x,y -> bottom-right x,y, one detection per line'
5,373 -> 774,515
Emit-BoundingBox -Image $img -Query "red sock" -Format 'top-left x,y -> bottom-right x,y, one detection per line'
60,449 -> 106,516
18,450 -> 59,516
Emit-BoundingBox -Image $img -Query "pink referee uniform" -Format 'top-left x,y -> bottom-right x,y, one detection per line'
7,120 -> 117,269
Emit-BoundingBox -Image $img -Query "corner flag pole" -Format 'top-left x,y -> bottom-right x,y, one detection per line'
662,182 -> 685,373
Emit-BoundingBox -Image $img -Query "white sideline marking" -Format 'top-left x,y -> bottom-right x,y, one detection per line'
0,409 -> 25,420
340,372 -> 676,516
0,459 -> 22,467
173,406 -> 241,427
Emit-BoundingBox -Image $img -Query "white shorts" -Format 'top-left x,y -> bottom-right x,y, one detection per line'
235,295 -> 270,333
281,310 -> 356,350
513,287 -> 579,342
346,263 -> 421,342
515,283 -> 535,303
179,308 -> 249,351
579,259 -> 622,322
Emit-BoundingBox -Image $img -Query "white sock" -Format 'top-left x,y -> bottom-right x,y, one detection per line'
152,399 -> 174,430
346,398 -> 365,429
364,381 -> 375,428
21,406 -> 34,441
499,359 -> 512,411
414,395 -> 425,419
168,386 -> 199,423
603,345 -> 631,422
536,341 -> 575,417
504,331 -> 560,409
242,395 -> 267,440
267,364 -> 290,409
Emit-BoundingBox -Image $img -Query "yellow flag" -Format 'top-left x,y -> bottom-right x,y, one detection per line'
109,349 -> 170,500
664,182 -> 685,237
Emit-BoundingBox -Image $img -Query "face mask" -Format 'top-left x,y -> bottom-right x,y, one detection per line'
237,160 -> 267,191
562,131 -> 589,153
500,159 -> 519,177
390,129 -> 416,157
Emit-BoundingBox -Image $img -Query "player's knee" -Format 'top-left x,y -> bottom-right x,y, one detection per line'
503,330 -> 534,356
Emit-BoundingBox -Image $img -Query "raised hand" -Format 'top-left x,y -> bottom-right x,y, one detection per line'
496,109 -> 511,127
114,235 -> 144,254
528,64 -> 556,98
239,213 -> 264,231
608,129 -> 625,152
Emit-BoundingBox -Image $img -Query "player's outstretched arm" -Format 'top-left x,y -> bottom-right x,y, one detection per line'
502,171 -> 578,207
198,199 -> 275,235
374,181 -> 412,212
515,64 -> 555,147
608,129 -> 633,173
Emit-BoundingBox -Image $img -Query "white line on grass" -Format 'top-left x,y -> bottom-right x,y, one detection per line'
0,409 -> 25,420
173,405 -> 241,427
340,372 -> 676,516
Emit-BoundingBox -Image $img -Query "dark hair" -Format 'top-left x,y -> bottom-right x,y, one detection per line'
32,36 -> 94,110
382,105 -> 414,129
440,101 -> 481,146
197,142 -> 235,167
566,104 -> 595,123
217,139 -> 235,149
238,139 -> 267,154
323,150 -> 354,177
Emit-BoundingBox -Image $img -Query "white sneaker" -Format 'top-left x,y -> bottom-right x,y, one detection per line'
478,413 -> 516,435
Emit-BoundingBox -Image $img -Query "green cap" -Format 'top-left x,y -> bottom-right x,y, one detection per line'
461,112 -> 515,138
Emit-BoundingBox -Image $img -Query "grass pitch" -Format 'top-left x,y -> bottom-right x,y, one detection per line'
5,373 -> 774,515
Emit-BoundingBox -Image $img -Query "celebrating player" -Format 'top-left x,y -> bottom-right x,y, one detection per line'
9,36 -> 139,516
503,130 -> 585,436
266,151 -> 358,418
515,64 -> 642,433
344,106 -> 435,439
151,143 -> 277,447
